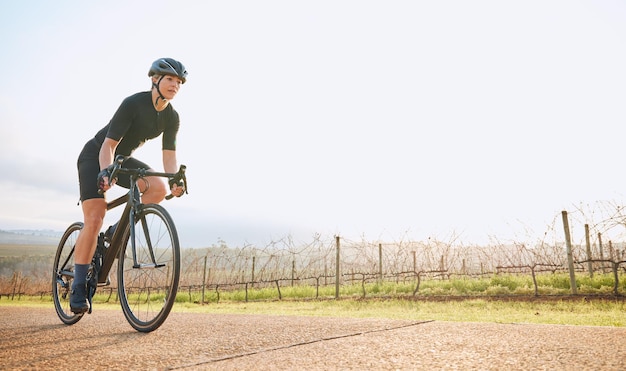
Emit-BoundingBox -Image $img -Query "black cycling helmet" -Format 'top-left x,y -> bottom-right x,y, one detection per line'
148,58 -> 187,84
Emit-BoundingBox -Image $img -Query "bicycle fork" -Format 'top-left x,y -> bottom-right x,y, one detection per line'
130,202 -> 165,270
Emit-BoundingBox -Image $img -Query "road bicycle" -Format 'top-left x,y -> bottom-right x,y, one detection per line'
52,155 -> 187,332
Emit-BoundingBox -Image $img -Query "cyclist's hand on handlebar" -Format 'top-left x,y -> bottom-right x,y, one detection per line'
97,156 -> 124,194
168,180 -> 185,198
166,165 -> 187,199
97,169 -> 117,194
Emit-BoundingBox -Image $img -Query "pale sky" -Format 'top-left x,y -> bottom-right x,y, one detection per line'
1,0 -> 626,248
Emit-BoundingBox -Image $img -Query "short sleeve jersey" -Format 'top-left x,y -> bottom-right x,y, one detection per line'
93,91 -> 180,156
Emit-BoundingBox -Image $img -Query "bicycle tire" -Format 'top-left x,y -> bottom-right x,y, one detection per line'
52,222 -> 84,325
117,204 -> 180,332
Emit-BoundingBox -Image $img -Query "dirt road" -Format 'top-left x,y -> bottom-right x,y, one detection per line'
1,306 -> 625,370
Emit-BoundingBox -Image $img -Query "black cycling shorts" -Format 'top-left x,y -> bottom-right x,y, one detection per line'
77,156 -> 151,201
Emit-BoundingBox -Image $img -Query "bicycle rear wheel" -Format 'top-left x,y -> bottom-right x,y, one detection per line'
52,222 -> 84,325
117,204 -> 180,332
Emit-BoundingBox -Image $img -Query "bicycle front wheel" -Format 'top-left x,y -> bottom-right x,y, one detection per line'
117,204 -> 180,332
52,222 -> 84,325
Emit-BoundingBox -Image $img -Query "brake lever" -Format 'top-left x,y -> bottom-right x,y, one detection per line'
108,155 -> 125,181
97,155 -> 125,195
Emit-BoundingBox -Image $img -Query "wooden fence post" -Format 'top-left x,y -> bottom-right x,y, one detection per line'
251,256 -> 256,288
202,256 -> 207,305
584,224 -> 593,278
378,243 -> 383,283
611,262 -> 620,295
291,260 -> 295,287
598,232 -> 606,274
335,236 -> 340,299
10,272 -> 17,300
440,255 -> 445,276
561,210 -> 578,294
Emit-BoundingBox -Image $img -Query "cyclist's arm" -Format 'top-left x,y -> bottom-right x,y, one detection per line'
99,138 -> 119,170
98,138 -> 119,191
162,149 -> 178,174
163,149 -> 184,197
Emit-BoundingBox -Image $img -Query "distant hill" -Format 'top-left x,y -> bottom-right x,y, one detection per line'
0,230 -> 62,245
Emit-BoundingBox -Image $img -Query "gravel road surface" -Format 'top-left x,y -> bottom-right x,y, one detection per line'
1,306 -> 625,370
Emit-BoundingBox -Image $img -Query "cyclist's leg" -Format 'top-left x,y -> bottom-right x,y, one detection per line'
72,158 -> 107,313
74,199 -> 107,264
117,157 -> 167,204
71,199 -> 106,312
139,175 -> 167,204
75,158 -> 107,264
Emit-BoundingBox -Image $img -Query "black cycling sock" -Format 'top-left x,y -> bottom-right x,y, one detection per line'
73,264 -> 90,287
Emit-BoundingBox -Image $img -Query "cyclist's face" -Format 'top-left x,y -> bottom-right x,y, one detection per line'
157,75 -> 182,100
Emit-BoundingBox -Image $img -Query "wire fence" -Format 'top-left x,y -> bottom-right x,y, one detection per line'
3,203 -> 626,301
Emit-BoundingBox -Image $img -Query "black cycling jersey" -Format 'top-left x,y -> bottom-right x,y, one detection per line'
99,91 -> 179,155
77,91 -> 180,201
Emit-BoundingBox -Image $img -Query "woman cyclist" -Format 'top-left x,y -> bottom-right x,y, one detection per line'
71,58 -> 188,313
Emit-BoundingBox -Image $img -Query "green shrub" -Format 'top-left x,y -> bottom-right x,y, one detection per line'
537,274 -> 572,289
489,275 -> 527,291
484,285 -> 511,295
159,271 -> 626,304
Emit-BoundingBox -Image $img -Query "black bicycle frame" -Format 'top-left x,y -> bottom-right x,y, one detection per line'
97,170 -> 146,284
